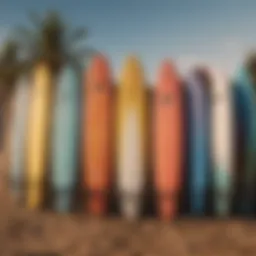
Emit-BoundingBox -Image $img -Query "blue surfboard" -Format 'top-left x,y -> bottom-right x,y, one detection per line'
185,69 -> 210,215
233,68 -> 256,215
51,65 -> 80,212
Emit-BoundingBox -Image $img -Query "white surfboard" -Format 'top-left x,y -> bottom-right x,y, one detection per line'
209,68 -> 234,216
116,56 -> 147,219
9,77 -> 30,200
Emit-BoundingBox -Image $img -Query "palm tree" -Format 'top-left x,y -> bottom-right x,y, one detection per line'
0,39 -> 23,118
15,10 -> 94,75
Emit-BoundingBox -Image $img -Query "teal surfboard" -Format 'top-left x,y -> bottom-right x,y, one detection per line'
51,65 -> 80,212
9,77 -> 30,200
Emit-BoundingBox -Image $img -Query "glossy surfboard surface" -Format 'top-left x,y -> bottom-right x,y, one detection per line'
84,54 -> 113,215
209,68 -> 234,216
185,70 -> 209,215
233,68 -> 256,214
116,56 -> 147,219
51,65 -> 80,212
9,77 -> 30,200
26,64 -> 53,209
153,60 -> 183,220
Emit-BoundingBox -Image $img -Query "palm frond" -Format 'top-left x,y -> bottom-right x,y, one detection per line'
70,46 -> 96,59
16,9 -> 94,76
67,47 -> 95,68
68,27 -> 88,44
14,25 -> 36,39
0,40 -> 18,61
13,26 -> 38,51
0,40 -> 21,113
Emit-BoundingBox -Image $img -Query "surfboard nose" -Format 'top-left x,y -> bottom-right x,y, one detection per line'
120,55 -> 144,85
88,54 -> 111,82
157,60 -> 178,88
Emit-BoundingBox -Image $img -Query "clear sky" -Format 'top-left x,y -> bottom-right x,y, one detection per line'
1,0 -> 256,81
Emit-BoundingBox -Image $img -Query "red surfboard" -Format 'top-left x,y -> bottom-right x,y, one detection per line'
83,54 -> 113,215
153,60 -> 183,220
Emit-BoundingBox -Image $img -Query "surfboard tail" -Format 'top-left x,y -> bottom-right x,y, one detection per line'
27,187 -> 43,209
10,181 -> 23,202
87,191 -> 108,216
156,193 -> 178,220
239,185 -> 255,215
190,188 -> 206,215
214,170 -> 233,217
54,190 -> 72,213
119,192 -> 142,220
241,148 -> 256,214
215,196 -> 231,217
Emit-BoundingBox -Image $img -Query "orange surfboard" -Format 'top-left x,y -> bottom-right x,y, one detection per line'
153,60 -> 183,220
83,54 -> 113,215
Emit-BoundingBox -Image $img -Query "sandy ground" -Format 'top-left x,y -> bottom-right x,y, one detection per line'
1,202 -> 256,255
1,102 -> 256,256
1,155 -> 256,256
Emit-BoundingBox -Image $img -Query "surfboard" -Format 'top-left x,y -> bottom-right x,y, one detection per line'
83,54 -> 113,215
233,68 -> 256,214
209,68 -> 234,216
116,56 -> 147,219
9,76 -> 30,200
26,63 -> 53,209
51,65 -> 80,212
185,69 -> 210,215
153,60 -> 183,220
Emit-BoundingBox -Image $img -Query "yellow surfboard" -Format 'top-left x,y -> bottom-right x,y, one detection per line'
26,63 -> 53,209
116,56 -> 147,219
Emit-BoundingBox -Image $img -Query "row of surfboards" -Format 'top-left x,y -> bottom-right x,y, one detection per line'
8,54 -> 256,220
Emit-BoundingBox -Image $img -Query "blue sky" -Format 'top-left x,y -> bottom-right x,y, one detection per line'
1,0 -> 256,81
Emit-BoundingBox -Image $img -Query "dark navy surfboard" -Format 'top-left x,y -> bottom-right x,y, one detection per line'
233,68 -> 256,215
